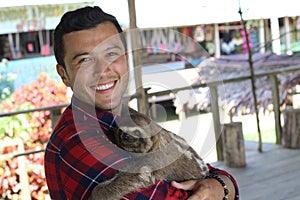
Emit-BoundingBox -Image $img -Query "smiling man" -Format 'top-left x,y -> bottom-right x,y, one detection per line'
56,21 -> 128,112
44,6 -> 239,200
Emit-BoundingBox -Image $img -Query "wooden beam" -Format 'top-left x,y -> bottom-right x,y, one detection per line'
214,24 -> 221,58
259,19 -> 266,53
269,74 -> 282,144
127,0 -> 149,115
209,85 -> 223,161
270,17 -> 281,55
50,108 -> 62,130
284,16 -> 291,54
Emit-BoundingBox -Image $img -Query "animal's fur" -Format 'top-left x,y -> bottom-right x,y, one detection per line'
89,108 -> 209,200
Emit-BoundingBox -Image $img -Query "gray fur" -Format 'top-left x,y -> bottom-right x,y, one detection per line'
89,108 -> 209,200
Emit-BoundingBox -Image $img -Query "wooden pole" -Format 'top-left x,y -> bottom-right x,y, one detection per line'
209,85 -> 223,160
214,23 -> 221,58
269,74 -> 282,144
259,19 -> 265,53
127,0 -> 149,115
284,16 -> 291,54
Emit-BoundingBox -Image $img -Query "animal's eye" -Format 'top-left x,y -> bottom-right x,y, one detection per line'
122,133 -> 135,142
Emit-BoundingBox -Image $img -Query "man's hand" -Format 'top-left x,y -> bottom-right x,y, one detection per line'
171,175 -> 235,200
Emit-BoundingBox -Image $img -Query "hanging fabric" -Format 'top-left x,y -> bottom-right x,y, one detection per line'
205,25 -> 214,41
8,33 -> 21,59
150,29 -> 167,53
240,29 -> 253,54
168,28 -> 183,53
40,30 -> 50,56
158,29 -> 167,53
182,27 -> 195,53
139,30 -> 147,48
193,26 -> 205,42
145,30 -> 154,54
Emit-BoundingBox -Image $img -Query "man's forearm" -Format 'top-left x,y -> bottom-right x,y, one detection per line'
207,164 -> 239,200
218,174 -> 236,200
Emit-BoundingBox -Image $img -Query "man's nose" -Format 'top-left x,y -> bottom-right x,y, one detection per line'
93,58 -> 112,78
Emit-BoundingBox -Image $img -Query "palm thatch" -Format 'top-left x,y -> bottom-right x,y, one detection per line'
174,52 -> 300,116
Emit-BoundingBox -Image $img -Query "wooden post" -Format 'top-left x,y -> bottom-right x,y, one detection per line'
269,74 -> 282,144
222,122 -> 246,168
214,23 -> 221,58
209,85 -> 223,161
127,0 -> 149,115
270,17 -> 281,55
50,108 -> 61,130
259,18 -> 265,53
284,16 -> 291,54
282,108 -> 300,148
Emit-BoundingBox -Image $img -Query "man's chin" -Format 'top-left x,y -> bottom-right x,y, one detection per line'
95,100 -> 122,112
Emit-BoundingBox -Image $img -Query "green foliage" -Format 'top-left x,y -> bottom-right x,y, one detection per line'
0,59 -> 16,101
0,102 -> 33,140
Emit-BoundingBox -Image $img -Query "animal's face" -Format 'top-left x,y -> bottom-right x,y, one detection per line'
114,125 -> 158,153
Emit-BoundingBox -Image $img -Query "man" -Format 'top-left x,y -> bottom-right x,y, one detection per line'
44,6 -> 239,200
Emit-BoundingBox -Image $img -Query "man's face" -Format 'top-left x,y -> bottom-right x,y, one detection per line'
57,22 -> 128,111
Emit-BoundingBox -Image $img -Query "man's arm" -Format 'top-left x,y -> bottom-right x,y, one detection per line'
46,129 -> 125,199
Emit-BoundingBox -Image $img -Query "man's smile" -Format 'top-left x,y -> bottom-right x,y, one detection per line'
94,81 -> 116,92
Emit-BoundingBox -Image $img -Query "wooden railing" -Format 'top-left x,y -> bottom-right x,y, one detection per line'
1,64 -> 300,155
145,64 -> 300,159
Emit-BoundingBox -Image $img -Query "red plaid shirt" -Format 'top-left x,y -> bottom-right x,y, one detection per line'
44,96 -> 239,200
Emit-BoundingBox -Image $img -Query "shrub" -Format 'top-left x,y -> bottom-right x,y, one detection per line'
0,73 -> 68,199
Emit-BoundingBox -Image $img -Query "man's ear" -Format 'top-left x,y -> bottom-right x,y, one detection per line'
56,64 -> 71,87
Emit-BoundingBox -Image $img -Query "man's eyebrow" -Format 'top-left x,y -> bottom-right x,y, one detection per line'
72,52 -> 89,61
105,44 -> 122,51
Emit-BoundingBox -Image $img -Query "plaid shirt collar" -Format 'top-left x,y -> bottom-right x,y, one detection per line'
70,95 -> 119,130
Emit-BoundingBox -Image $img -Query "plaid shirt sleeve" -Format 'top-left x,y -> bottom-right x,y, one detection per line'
44,101 -> 238,200
44,107 -> 126,199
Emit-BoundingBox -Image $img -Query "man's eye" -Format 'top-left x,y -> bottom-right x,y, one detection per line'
104,52 -> 120,63
107,51 -> 119,57
79,57 -> 93,63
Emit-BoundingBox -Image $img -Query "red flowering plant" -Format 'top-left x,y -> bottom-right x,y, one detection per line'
0,73 -> 68,200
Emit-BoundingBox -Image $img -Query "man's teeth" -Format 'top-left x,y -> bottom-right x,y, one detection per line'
96,82 -> 114,91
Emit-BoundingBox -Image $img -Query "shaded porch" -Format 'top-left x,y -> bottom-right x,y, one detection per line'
212,141 -> 300,200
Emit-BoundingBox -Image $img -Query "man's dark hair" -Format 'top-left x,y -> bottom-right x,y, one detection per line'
54,6 -> 126,67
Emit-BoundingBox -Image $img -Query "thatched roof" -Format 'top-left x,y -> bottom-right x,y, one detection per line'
174,52 -> 300,115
